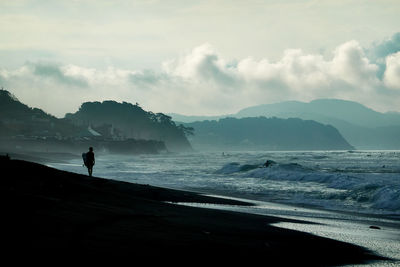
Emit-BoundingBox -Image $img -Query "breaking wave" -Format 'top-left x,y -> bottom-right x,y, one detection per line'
216,160 -> 400,214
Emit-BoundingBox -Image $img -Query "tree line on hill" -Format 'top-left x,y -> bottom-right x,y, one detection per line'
0,89 -> 193,153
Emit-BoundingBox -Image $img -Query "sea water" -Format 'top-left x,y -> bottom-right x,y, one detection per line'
50,150 -> 400,265
52,150 -> 400,217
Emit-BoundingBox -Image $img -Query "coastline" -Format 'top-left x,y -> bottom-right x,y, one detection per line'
0,155 -> 390,265
175,197 -> 400,266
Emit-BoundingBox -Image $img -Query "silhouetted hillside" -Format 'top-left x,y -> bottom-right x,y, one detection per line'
172,99 -> 400,150
65,101 -> 192,152
184,117 -> 353,151
0,90 -> 80,137
0,90 -> 169,155
235,99 -> 400,149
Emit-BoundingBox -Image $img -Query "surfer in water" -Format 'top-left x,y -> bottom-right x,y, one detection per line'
264,159 -> 276,168
85,147 -> 95,177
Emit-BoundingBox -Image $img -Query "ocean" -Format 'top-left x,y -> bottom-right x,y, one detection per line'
50,150 -> 400,265
52,150 -> 400,217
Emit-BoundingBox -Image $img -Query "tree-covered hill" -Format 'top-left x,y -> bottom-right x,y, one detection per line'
0,89 -> 185,154
0,90 -> 80,137
184,117 -> 353,151
65,101 -> 192,152
235,99 -> 400,149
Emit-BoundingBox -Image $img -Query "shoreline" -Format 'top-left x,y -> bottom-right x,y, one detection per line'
0,155 -> 391,265
195,189 -> 400,223
174,197 -> 400,263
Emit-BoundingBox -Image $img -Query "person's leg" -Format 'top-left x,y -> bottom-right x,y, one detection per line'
87,166 -> 92,176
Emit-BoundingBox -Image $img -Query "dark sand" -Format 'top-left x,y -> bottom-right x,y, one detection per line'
0,155 -> 387,265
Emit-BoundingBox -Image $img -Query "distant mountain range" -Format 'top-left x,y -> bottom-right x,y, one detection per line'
170,99 -> 400,150
3,88 -> 395,152
183,117 -> 353,151
236,99 -> 400,127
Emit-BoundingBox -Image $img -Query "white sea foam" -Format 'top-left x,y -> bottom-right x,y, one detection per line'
213,154 -> 400,214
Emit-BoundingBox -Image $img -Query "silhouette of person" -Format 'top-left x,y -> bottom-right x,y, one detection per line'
86,147 -> 95,177
264,160 -> 275,168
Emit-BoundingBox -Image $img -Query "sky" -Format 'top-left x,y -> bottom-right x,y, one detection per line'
1,0 -> 400,117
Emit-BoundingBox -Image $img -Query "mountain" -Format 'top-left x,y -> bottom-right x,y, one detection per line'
65,101 -> 192,152
0,90 -> 175,154
183,117 -> 353,151
236,99 -> 400,128
171,99 -> 400,150
0,90 -> 80,137
235,99 -> 400,149
168,113 -> 230,124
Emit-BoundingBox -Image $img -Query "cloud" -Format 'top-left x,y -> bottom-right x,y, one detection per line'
163,44 -> 238,87
30,62 -> 88,87
370,32 -> 400,60
129,70 -> 170,87
237,49 -> 331,90
368,32 -> 400,78
1,36 -> 400,117
330,41 -> 379,88
384,52 -> 400,89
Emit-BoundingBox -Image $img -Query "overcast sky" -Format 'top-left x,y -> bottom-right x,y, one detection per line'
1,0 -> 400,117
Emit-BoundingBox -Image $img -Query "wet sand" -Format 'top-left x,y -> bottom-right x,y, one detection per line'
0,155 -> 388,265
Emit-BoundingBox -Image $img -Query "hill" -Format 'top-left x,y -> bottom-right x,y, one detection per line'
65,101 -> 192,152
0,90 -> 173,154
171,99 -> 400,150
235,99 -> 400,149
183,117 -> 353,151
236,99 -> 400,128
0,90 -> 80,137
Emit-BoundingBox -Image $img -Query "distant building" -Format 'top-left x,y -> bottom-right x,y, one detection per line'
88,125 -> 101,136
76,126 -> 102,138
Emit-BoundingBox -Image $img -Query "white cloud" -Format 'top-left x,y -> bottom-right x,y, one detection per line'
237,49 -> 331,92
384,52 -> 400,89
330,41 -> 379,88
163,44 -> 237,86
1,39 -> 400,117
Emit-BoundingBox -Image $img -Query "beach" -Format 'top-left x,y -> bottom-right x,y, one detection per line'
0,154 -> 389,265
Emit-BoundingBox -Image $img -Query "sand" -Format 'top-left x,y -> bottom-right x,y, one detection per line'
0,155 -> 388,265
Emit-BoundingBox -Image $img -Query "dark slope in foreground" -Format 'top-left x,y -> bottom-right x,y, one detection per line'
0,156 -> 386,265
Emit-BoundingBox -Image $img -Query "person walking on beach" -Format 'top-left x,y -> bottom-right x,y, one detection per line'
86,147 -> 95,177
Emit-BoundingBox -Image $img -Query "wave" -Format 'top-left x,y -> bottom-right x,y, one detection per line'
371,186 -> 400,211
216,161 -> 400,213
215,162 -> 261,174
